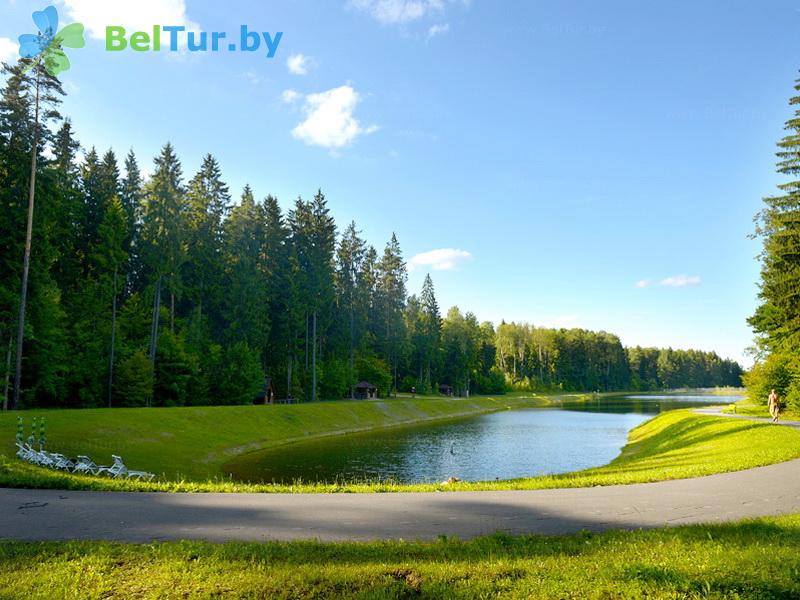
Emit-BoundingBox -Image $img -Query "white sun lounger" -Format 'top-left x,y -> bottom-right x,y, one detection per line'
72,455 -> 106,475
99,455 -> 154,481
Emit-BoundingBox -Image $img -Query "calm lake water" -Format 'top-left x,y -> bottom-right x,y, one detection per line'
226,394 -> 743,484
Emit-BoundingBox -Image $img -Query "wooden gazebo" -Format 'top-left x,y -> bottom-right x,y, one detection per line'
254,377 -> 275,405
354,381 -> 378,400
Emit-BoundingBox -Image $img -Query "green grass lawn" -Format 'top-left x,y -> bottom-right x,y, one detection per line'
1,404 -> 799,493
0,394 -> 547,480
2,514 -> 799,598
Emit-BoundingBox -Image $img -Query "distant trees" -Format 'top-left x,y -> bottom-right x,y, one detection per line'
0,58 -> 743,409
748,73 -> 800,409
489,322 -> 739,393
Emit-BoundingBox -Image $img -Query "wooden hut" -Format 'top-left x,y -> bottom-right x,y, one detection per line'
254,377 -> 275,405
354,381 -> 378,400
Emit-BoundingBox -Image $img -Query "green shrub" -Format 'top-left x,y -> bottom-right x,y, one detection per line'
355,355 -> 392,397
743,351 -> 793,405
114,350 -> 153,407
216,342 -> 263,405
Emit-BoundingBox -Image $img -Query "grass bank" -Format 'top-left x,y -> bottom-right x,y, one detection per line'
2,514 -> 799,598
0,394 -> 547,485
1,404 -> 799,493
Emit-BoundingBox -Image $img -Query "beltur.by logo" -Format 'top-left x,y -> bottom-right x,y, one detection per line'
105,25 -> 283,58
18,5 -> 85,76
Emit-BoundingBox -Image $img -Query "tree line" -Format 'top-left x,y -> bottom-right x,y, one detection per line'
496,324 -> 741,393
0,60 -> 742,409
746,72 -> 800,409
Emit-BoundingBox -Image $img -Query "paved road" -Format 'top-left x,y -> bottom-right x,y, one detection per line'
1,409 -> 799,543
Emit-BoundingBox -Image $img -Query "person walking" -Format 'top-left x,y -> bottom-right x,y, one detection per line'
768,389 -> 781,422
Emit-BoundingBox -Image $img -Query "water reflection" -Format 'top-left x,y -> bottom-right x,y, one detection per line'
226,394 -> 742,485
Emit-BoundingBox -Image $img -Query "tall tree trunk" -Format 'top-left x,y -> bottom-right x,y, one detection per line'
3,336 -> 11,411
286,351 -> 292,401
170,291 -> 175,333
311,311 -> 317,403
304,313 -> 309,371
425,360 -> 431,393
349,305 -> 354,399
11,68 -> 41,410
538,345 -> 543,383
149,277 -> 162,363
148,276 -> 162,407
108,268 -> 118,408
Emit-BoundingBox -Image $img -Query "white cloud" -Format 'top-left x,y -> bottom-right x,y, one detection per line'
59,0 -> 198,41
0,37 -> 17,63
659,274 -> 701,288
291,85 -> 377,149
243,71 -> 263,85
287,53 -> 311,75
427,23 -> 450,38
409,248 -> 471,271
348,0 -> 466,25
635,279 -> 652,289
282,89 -> 301,103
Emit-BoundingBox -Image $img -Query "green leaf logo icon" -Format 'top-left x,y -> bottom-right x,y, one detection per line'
18,5 -> 85,76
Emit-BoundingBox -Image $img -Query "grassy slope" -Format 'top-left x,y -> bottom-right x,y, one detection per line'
1,406 -> 799,493
0,394 -> 545,481
2,515 -> 799,598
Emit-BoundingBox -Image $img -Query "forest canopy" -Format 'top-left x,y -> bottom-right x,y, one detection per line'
0,59 -> 742,409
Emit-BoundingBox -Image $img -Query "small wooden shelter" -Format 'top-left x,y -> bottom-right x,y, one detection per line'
354,381 -> 378,400
255,377 -> 275,405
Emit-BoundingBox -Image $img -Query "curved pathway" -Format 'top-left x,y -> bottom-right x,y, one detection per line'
1,410 -> 799,543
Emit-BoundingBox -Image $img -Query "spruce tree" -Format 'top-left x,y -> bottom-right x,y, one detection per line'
376,233 -> 407,395
749,74 -> 800,404
185,154 -> 230,330
141,143 -> 186,379
262,194 -> 292,397
419,273 -> 441,392
750,76 -> 800,350
120,150 -> 144,295
223,185 -> 267,348
93,197 -> 127,406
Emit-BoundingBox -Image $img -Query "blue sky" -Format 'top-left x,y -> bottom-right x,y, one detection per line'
2,0 -> 799,365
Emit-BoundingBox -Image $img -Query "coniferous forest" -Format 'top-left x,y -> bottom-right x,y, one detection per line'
746,75 -> 800,409
0,61 -> 742,409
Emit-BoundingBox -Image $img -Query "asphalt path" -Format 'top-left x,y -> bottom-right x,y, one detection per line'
1,407 -> 798,542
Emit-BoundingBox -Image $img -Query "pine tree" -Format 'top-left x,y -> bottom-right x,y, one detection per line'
49,120 -> 82,296
419,273 -> 441,392
1,59 -> 64,409
185,154 -> 230,331
79,148 -> 103,257
750,75 -> 800,352
262,194 -> 292,397
141,143 -> 186,383
288,190 -> 335,401
223,185 -> 267,348
336,221 -> 366,396
749,74 -> 800,405
376,233 -> 407,396
93,197 -> 128,406
120,150 -> 144,295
